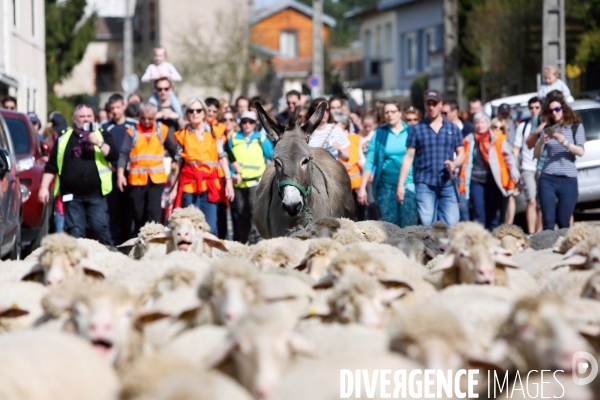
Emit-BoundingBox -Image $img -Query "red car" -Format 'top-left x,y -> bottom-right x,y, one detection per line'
0,110 -> 52,254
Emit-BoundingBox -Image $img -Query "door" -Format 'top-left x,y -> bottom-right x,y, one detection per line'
0,117 -> 19,256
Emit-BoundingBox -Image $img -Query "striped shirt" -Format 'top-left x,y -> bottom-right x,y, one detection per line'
542,123 -> 585,178
308,124 -> 350,158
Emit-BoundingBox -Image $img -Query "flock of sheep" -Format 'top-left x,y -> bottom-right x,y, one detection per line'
1,205 -> 600,399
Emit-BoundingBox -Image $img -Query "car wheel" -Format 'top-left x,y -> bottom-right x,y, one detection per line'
9,224 -> 21,260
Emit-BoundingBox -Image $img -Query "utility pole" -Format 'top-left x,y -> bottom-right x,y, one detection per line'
123,0 -> 134,78
312,0 -> 323,98
542,0 -> 565,79
443,0 -> 458,101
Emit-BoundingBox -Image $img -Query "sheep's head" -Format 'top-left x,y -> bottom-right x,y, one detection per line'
491,297 -> 593,371
492,224 -> 530,255
429,223 -> 519,285
420,221 -> 450,254
70,283 -> 139,366
295,238 -> 342,281
199,258 -> 260,325
327,273 -> 408,329
582,272 -> 600,300
120,221 -> 167,259
25,233 -> 104,286
554,245 -> 600,271
206,305 -> 313,399
384,235 -> 437,265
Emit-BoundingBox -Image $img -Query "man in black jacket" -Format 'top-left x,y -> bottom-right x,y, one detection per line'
38,105 -> 118,244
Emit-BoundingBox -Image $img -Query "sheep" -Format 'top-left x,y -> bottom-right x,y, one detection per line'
24,237 -> 111,262
485,296 -> 595,374
0,259 -> 43,283
417,221 -> 450,254
528,227 -> 569,250
198,257 -> 261,325
160,325 -> 229,367
552,222 -> 594,254
383,234 -> 437,265
582,270 -> 600,300
0,281 -> 48,332
551,229 -> 600,270
119,354 -> 252,400
492,224 -> 530,255
535,267 -> 597,298
22,233 -> 106,286
258,268 -> 316,318
205,303 -> 314,399
0,331 -> 119,400
355,220 -> 404,242
510,248 -> 565,276
427,222 -> 529,289
147,206 -> 228,257
330,228 -> 366,245
294,237 -> 342,281
119,221 -> 168,259
250,237 -> 309,271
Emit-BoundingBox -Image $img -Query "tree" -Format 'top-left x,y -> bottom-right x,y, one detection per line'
45,0 -> 97,92
175,7 -> 249,103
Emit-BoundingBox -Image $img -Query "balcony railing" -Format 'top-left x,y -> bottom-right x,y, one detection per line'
345,58 -> 382,89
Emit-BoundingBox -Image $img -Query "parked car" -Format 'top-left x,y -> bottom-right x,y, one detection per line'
0,114 -> 22,258
515,99 -> 600,213
0,110 -> 51,254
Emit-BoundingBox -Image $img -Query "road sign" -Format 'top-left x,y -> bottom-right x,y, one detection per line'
121,74 -> 139,94
307,75 -> 321,89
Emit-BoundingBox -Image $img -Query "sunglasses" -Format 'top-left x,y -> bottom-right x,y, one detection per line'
550,106 -> 562,113
156,87 -> 171,92
187,108 -> 204,114
492,125 -> 503,130
241,119 -> 256,125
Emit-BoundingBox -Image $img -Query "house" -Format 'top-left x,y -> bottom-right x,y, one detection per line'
55,17 -> 126,98
0,0 -> 47,122
346,0 -> 446,105
250,0 -> 336,97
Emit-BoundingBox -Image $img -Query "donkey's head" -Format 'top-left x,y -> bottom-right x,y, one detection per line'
255,101 -> 327,217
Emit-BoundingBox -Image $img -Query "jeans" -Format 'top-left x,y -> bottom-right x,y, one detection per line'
107,177 -> 133,244
181,192 -> 218,234
538,173 -> 578,230
470,180 -> 509,231
415,183 -> 460,226
458,192 -> 470,221
63,196 -> 111,244
54,209 -> 64,233
233,186 -> 258,244
376,182 -> 418,228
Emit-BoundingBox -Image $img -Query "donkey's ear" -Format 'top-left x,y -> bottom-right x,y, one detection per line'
301,101 -> 327,139
255,102 -> 284,144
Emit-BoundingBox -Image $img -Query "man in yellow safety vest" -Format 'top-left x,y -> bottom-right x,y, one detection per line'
38,104 -> 118,245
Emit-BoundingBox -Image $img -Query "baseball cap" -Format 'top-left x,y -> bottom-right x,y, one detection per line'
498,103 -> 511,114
240,111 -> 257,122
423,89 -> 442,103
27,111 -> 40,124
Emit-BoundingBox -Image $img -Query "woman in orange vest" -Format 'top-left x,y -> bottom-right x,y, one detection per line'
169,98 -> 235,234
334,112 -> 364,220
459,112 -> 520,231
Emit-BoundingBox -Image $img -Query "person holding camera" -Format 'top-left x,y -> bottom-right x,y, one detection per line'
534,97 -> 585,230
39,104 -> 118,245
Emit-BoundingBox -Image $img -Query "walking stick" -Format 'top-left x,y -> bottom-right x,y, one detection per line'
449,169 -> 466,222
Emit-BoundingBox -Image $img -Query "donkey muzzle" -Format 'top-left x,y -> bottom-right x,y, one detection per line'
281,186 -> 304,217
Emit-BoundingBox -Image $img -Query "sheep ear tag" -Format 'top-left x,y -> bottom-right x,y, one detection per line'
0,307 -> 29,318
553,254 -> 587,269
117,237 -> 139,248
202,232 -> 229,252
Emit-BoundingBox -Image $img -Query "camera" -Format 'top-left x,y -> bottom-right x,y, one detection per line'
82,122 -> 100,132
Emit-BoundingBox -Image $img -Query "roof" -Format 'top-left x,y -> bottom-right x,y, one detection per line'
251,0 -> 337,27
345,0 -> 422,19
95,17 -> 124,40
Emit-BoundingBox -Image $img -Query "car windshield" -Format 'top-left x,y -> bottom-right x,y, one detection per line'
5,118 -> 31,154
577,108 -> 600,141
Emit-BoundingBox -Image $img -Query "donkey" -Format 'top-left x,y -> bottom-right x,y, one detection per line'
253,101 -> 354,239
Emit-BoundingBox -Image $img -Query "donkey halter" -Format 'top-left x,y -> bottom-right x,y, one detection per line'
277,158 -> 314,227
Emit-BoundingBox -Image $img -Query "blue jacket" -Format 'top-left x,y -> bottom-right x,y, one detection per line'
369,121 -> 410,193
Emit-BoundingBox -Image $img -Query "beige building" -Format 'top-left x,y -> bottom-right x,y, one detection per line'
0,0 -> 47,122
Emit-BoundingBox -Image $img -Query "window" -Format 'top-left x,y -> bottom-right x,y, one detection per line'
422,28 -> 437,70
375,26 -> 381,59
386,24 -> 393,59
279,31 -> 298,58
578,108 -> 600,141
12,0 -> 17,26
403,32 -> 417,74
31,0 -> 35,36
95,64 -> 115,93
5,118 -> 31,155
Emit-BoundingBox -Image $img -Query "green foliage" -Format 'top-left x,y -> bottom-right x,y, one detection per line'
298,0 -> 378,47
47,93 -> 97,120
574,30 -> 600,68
45,0 -> 97,91
568,0 -> 600,67
410,75 -> 429,112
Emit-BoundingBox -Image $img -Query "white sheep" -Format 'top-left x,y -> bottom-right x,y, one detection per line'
0,331 -> 119,400
355,220 -> 404,242
294,237 -> 342,281
383,234 -> 438,265
0,281 -> 48,332
552,222 -> 594,254
492,224 -> 530,255
119,221 -> 169,259
250,237 -> 309,271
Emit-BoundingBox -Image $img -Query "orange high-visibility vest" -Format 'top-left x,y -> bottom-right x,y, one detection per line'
339,133 -> 362,190
127,122 -> 169,186
175,126 -> 223,194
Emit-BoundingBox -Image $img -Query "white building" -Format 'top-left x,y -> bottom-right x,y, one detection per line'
0,0 -> 47,122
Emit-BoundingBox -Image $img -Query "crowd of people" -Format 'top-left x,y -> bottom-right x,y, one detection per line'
0,54 -> 584,245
